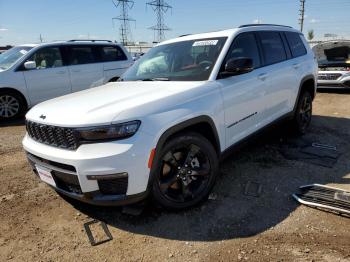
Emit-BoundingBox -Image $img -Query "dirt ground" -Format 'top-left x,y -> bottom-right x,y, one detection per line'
0,90 -> 350,262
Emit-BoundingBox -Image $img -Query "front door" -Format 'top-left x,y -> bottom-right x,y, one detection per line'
23,47 -> 71,105
217,32 -> 268,148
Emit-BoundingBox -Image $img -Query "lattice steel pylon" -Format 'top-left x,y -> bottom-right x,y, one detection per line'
146,0 -> 172,43
112,0 -> 135,46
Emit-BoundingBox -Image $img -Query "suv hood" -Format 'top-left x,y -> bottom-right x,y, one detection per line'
26,81 -> 207,127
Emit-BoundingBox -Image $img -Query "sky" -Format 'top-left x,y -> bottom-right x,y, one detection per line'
0,0 -> 349,46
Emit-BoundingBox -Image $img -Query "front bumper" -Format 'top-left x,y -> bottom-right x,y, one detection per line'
23,131 -> 155,206
317,78 -> 350,89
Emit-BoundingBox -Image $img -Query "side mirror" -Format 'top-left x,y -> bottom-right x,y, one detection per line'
24,61 -> 36,70
221,57 -> 254,77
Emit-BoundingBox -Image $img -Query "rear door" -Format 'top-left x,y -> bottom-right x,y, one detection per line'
66,45 -> 104,92
23,46 -> 71,105
217,32 -> 268,147
99,45 -> 133,82
257,31 -> 297,122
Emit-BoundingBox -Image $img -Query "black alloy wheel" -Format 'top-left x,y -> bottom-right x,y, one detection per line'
293,90 -> 313,135
152,133 -> 218,210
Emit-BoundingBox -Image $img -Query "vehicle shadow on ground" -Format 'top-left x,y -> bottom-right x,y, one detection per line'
317,88 -> 350,95
0,117 -> 25,127
70,115 -> 350,241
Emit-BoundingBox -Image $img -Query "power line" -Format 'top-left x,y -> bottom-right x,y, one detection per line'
299,0 -> 306,32
112,0 -> 135,46
146,0 -> 172,43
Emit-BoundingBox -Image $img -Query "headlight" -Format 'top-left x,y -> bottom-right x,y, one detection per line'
77,120 -> 141,142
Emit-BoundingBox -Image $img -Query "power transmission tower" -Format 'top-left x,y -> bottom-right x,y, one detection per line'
146,0 -> 172,43
112,0 -> 135,46
299,0 -> 306,32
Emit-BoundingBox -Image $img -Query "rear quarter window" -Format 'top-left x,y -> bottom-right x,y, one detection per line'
285,32 -> 307,58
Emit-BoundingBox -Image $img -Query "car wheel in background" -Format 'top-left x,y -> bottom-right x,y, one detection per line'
0,91 -> 26,120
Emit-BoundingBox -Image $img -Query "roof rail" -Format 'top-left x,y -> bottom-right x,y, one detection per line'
239,24 -> 293,29
179,34 -> 192,37
67,39 -> 113,43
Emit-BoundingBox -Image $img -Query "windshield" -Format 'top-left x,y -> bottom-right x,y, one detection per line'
121,37 -> 227,81
0,46 -> 33,70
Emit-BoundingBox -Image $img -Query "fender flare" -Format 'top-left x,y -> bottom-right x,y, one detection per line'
292,74 -> 316,114
146,115 -> 221,191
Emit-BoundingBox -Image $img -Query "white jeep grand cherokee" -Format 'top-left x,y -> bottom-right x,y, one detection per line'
23,24 -> 317,209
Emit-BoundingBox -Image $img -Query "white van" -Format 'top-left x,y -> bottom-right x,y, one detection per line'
0,40 -> 133,119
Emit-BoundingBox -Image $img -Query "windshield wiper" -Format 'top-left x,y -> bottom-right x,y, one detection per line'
140,77 -> 170,81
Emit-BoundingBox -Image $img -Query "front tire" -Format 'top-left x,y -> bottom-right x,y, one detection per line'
0,91 -> 26,120
151,132 -> 219,210
292,90 -> 313,135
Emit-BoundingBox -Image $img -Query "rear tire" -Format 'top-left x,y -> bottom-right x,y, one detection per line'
151,132 -> 219,210
291,90 -> 313,135
0,91 -> 26,120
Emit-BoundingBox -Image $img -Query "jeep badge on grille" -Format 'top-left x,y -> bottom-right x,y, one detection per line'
40,115 -> 46,120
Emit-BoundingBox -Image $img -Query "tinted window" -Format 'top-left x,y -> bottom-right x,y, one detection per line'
285,32 -> 307,58
27,47 -> 63,69
101,46 -> 127,62
68,46 -> 97,65
259,31 -> 287,65
225,33 -> 261,68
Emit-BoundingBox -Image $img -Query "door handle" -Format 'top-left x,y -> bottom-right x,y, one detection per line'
293,63 -> 300,69
258,73 -> 268,81
56,71 -> 66,74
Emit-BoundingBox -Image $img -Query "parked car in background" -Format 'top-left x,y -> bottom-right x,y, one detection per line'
0,40 -> 133,120
313,40 -> 350,89
23,24 -> 317,209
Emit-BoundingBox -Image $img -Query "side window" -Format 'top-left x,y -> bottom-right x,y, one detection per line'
27,47 -> 63,69
68,46 -> 97,65
101,46 -> 127,62
224,33 -> 261,68
259,31 -> 287,65
285,32 -> 307,58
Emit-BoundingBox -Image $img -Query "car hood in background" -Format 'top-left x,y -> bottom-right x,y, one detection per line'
313,40 -> 350,66
26,81 -> 208,127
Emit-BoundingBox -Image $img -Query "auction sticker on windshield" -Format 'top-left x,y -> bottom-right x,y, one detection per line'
36,165 -> 56,187
193,40 -> 219,46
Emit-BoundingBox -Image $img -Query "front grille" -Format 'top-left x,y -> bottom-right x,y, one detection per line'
26,121 -> 78,150
318,73 -> 342,81
98,177 -> 128,195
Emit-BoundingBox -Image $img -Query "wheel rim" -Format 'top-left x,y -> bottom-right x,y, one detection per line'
0,95 -> 20,118
298,95 -> 312,130
158,143 -> 211,203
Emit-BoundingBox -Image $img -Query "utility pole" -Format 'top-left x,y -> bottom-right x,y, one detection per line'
299,0 -> 306,32
146,0 -> 172,43
39,34 -> 43,43
112,0 -> 135,46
